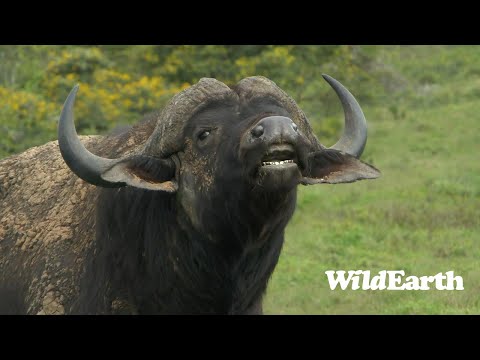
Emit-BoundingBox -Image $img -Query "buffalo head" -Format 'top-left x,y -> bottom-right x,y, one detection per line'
59,75 -> 379,186
58,75 -> 380,235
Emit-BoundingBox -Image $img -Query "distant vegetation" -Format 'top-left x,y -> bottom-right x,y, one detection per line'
1,45 -> 479,313
0,45 -> 389,158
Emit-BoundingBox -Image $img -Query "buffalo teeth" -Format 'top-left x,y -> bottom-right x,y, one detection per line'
262,160 -> 294,166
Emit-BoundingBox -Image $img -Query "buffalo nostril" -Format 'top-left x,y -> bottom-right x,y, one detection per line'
292,122 -> 298,132
251,125 -> 264,138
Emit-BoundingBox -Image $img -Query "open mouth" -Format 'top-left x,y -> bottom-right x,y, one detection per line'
254,144 -> 302,190
260,144 -> 297,168
262,159 -> 294,166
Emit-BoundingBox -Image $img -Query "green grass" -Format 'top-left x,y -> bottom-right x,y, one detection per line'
264,45 -> 480,314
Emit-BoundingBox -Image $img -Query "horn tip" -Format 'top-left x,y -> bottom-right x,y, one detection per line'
322,74 -> 336,85
64,84 -> 80,108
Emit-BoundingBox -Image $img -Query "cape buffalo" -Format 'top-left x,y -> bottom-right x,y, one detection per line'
0,75 -> 380,314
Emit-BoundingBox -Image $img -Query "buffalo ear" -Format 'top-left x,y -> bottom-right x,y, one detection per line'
301,149 -> 380,185
101,155 -> 178,192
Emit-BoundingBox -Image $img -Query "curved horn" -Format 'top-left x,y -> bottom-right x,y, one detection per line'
323,74 -> 368,158
58,85 -> 124,187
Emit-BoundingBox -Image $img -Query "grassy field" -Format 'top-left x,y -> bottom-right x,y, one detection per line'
264,46 -> 480,314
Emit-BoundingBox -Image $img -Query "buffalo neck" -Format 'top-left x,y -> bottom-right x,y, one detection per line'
79,185 -> 297,314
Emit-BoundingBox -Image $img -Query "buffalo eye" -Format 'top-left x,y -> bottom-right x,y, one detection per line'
198,130 -> 211,141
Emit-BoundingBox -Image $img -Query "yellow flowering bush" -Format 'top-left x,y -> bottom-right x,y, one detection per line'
45,47 -> 110,83
39,48 -> 190,133
41,69 -> 189,133
0,86 -> 58,155
0,47 -> 191,157
0,45 -> 381,158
